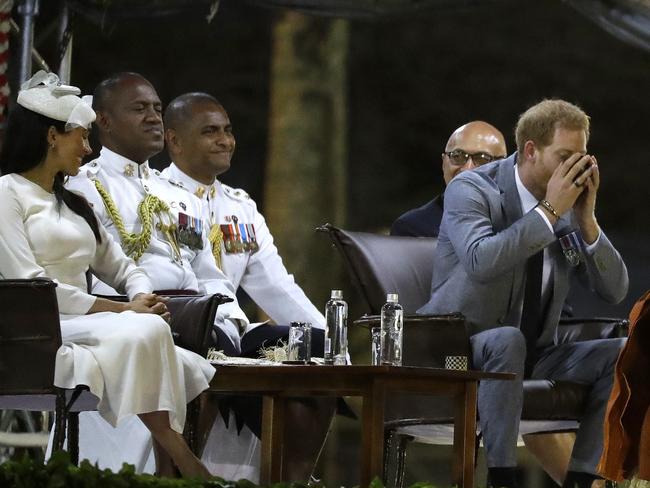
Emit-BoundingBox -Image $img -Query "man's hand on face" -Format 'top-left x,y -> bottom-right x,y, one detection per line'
544,153 -> 594,216
573,155 -> 600,244
543,153 -> 600,243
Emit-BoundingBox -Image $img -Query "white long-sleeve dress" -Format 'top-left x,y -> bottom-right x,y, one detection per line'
0,173 -> 215,432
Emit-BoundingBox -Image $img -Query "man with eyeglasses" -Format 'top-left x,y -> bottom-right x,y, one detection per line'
391,120 -> 507,237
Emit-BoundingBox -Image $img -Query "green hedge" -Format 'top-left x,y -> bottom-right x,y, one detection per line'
0,451 -> 444,488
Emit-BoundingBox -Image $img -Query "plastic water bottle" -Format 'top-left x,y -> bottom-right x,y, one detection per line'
324,289 -> 348,365
380,293 -> 403,366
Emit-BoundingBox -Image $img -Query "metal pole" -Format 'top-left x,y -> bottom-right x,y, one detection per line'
17,0 -> 39,84
57,0 -> 72,82
10,18 -> 50,73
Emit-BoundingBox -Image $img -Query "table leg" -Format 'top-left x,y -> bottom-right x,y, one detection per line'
452,381 -> 478,488
260,395 -> 285,484
360,381 -> 385,487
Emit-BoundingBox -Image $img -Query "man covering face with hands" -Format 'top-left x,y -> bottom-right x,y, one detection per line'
419,99 -> 628,488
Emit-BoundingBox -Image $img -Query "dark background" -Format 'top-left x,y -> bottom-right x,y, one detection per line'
43,0 -> 648,321
27,1 -> 649,235
14,0 -> 650,485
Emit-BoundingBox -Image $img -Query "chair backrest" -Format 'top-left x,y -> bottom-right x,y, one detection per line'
318,224 -> 437,314
0,279 -> 62,395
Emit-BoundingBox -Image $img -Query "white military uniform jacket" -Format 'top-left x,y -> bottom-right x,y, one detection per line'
163,163 -> 325,329
67,147 -> 249,346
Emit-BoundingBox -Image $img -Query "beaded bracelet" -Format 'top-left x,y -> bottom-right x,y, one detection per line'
538,199 -> 559,219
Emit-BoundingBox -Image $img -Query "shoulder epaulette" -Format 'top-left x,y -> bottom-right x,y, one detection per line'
223,184 -> 251,201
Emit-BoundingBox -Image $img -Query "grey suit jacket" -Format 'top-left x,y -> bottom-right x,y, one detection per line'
418,154 -> 629,347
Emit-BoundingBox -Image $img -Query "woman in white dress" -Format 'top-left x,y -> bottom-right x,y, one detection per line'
0,72 -> 215,479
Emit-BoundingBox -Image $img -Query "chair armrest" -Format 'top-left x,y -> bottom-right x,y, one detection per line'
92,292 -> 233,356
354,313 -> 464,328
355,313 -> 468,369
92,294 -> 129,302
166,293 -> 232,356
557,316 -> 629,344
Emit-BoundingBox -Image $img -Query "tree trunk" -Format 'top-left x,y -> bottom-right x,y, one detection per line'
264,12 -> 349,306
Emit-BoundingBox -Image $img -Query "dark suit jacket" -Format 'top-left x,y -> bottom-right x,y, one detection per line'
390,195 -> 444,237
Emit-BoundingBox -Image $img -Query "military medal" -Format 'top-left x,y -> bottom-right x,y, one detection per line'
177,212 -> 204,250
232,215 -> 245,253
558,231 -> 582,267
238,223 -> 250,252
218,214 -> 259,255
239,223 -> 258,252
221,224 -> 236,253
246,223 -> 259,253
178,212 -> 189,246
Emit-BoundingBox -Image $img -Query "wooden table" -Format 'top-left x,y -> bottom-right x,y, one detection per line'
208,365 -> 513,487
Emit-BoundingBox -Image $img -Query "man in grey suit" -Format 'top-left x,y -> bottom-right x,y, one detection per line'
419,99 -> 628,488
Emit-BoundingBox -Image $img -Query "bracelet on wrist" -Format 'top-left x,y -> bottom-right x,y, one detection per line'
538,199 -> 559,219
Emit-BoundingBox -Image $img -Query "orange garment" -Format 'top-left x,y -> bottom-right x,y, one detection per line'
598,290 -> 650,481
640,407 -> 650,477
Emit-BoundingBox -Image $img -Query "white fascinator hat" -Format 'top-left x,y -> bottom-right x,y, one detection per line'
16,71 -> 96,131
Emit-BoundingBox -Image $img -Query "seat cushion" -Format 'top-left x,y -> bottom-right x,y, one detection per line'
388,420 -> 579,446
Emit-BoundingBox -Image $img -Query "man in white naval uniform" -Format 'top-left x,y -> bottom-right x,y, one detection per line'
64,72 -> 249,479
162,92 -> 338,482
67,74 -> 332,482
162,92 -> 325,334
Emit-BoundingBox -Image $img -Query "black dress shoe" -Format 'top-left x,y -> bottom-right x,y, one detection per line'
563,471 -> 601,488
487,467 -> 518,488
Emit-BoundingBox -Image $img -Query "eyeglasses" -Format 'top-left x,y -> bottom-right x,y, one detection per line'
444,149 -> 505,167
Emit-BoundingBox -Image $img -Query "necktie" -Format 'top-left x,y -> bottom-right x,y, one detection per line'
521,251 -> 543,376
